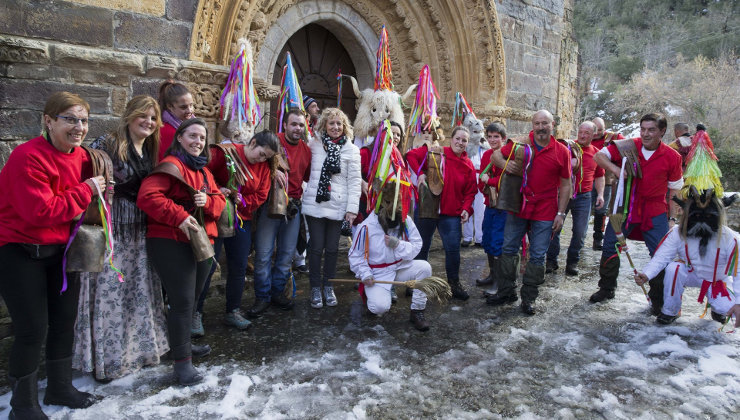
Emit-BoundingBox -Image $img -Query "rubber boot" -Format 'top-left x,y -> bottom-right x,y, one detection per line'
590,255 -> 619,303
476,254 -> 497,286
9,370 -> 48,420
174,357 -> 203,386
593,215 -> 605,250
648,270 -> 665,315
409,309 -> 430,331
520,262 -> 546,311
42,357 -> 96,409
486,254 -> 519,305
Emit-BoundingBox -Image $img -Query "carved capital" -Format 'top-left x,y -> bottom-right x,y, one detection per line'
0,36 -> 49,64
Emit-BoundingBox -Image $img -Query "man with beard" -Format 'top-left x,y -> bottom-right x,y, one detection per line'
546,121 -> 605,276
591,113 -> 683,312
303,95 -> 320,135
486,110 -> 572,315
591,117 -> 625,250
635,187 -> 739,326
248,109 -> 311,316
348,180 -> 432,331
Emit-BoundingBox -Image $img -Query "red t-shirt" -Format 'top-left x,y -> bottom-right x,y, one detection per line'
575,144 -> 605,193
499,132 -> 571,221
0,136 -> 94,246
592,132 -> 625,150
158,122 -> 177,162
278,133 -> 311,199
138,155 -> 226,244
605,138 -> 682,229
478,147 -> 505,207
207,145 -> 271,221
406,146 -> 477,216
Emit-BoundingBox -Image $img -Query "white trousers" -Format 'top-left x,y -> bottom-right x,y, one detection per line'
365,260 -> 432,314
662,261 -> 735,316
463,191 -> 485,243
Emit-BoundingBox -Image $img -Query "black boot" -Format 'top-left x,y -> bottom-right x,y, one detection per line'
9,370 -> 48,420
648,271 -> 665,316
42,357 -> 96,409
520,262 -> 546,307
476,254 -> 497,286
449,279 -> 470,301
486,254 -> 519,305
593,215 -> 605,250
409,309 -> 430,331
590,255 -> 618,303
711,311 -> 728,324
656,312 -> 679,325
174,357 -> 203,386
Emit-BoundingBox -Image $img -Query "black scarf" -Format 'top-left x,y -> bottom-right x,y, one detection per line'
316,133 -> 346,203
173,150 -> 208,171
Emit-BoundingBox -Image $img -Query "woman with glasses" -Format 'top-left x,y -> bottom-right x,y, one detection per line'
0,92 -> 101,418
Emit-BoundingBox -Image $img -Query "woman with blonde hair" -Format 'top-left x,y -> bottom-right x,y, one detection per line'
73,95 -> 170,383
302,108 -> 362,308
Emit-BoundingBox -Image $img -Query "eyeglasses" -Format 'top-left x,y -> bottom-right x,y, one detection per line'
56,115 -> 89,125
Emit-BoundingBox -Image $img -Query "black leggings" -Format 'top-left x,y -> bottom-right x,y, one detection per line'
0,243 -> 80,377
305,216 -> 342,288
147,238 -> 211,360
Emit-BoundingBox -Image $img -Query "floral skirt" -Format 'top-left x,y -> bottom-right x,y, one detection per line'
73,231 -> 169,380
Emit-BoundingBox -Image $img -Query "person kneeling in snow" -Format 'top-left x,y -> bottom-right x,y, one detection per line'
634,128 -> 740,328
348,139 -> 432,331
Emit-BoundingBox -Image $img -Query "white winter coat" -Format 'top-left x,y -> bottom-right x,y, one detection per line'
302,136 -> 362,221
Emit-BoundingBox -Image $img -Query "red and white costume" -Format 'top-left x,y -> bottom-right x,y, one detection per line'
642,226 -> 739,317
348,213 -> 431,314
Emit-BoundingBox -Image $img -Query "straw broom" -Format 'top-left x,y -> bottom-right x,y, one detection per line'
331,276 -> 452,303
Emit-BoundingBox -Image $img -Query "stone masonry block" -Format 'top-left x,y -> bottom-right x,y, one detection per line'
114,12 -> 191,58
0,35 -> 50,64
53,44 -> 145,75
507,71 -> 544,96
132,78 -> 162,99
5,63 -> 71,82
72,69 -> 131,87
523,53 -> 551,76
111,88 -> 128,116
0,0 -> 27,37
0,79 -> 110,114
167,0 -> 198,22
145,55 -> 178,79
0,110 -> 40,142
23,0 -> 113,47
87,115 -> 118,141
70,0 -> 165,16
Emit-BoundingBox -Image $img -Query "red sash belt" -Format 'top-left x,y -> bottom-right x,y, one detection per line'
369,259 -> 402,269
698,280 -> 730,303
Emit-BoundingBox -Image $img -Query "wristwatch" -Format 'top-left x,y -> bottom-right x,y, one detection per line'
669,216 -> 678,222
557,212 -> 566,217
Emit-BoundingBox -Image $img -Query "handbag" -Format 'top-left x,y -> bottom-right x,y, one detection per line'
150,162 -> 218,262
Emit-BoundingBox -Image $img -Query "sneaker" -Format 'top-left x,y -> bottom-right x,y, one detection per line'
323,286 -> 338,306
245,299 -> 270,318
390,286 -> 398,304
223,309 -> 252,330
409,309 -> 430,331
461,240 -> 472,247
589,288 -> 615,303
191,311 -> 204,338
310,287 -> 323,308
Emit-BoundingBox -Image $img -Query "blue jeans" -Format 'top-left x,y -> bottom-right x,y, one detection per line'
415,215 -> 462,282
602,213 -> 668,259
253,206 -> 302,301
502,213 -> 553,266
196,220 -> 252,313
547,191 -> 592,265
593,184 -> 611,241
481,207 -> 507,256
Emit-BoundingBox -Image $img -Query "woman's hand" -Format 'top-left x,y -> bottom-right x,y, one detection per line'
361,180 -> 369,197
345,212 -> 357,225
480,173 -> 489,184
460,210 -> 470,223
219,187 -> 231,197
193,191 -> 207,207
417,174 -> 427,187
178,215 -> 200,240
84,175 -> 107,193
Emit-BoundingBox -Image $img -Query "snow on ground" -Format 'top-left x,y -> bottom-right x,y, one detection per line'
0,231 -> 738,419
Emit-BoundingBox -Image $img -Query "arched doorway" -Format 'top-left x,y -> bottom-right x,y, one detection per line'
270,24 -> 358,131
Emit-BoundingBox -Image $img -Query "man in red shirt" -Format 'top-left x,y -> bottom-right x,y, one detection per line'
249,109 -> 312,316
546,121 -> 605,276
486,110 -> 572,315
591,117 -> 625,250
590,113 -> 683,313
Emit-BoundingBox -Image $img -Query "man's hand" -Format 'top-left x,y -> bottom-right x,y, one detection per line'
634,271 -> 649,286
384,234 -> 400,249
504,160 -> 521,175
480,173 -> 489,183
274,170 -> 288,190
552,213 -> 565,232
461,210 -> 470,223
362,276 -> 375,287
178,216 -> 200,240
361,180 -> 369,197
219,187 -> 231,197
727,304 -> 740,328
417,174 -> 427,187
595,195 -> 605,210
193,191 -> 207,207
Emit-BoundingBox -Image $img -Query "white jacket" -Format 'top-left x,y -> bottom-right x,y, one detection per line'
302,136 -> 362,220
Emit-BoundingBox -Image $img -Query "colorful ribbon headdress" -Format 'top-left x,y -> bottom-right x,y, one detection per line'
682,128 -> 723,198
451,92 -> 476,127
276,52 -> 305,133
219,39 -> 261,130
366,121 -> 413,222
374,25 -> 393,91
406,65 -> 440,136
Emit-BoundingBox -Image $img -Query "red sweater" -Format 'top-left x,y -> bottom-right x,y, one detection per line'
406,146 -> 477,216
575,144 -> 604,193
207,144 -> 271,221
158,123 -> 177,162
278,133 -> 312,199
0,136 -> 94,246
137,155 -> 226,244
